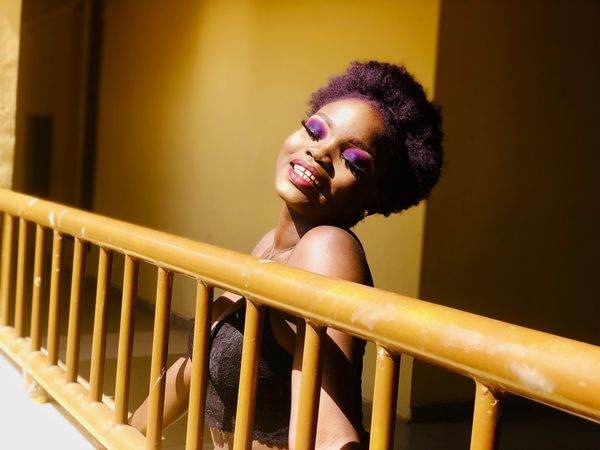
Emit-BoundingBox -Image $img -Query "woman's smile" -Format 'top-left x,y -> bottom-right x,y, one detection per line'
289,159 -> 323,190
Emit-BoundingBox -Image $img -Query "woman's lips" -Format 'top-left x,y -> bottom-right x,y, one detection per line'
289,159 -> 322,189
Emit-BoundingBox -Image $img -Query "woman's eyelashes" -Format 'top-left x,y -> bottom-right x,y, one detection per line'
341,148 -> 371,177
301,116 -> 327,141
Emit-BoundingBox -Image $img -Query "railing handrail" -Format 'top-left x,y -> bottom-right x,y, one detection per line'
1,188 -> 598,425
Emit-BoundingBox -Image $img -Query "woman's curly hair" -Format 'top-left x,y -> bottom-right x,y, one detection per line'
307,61 -> 443,219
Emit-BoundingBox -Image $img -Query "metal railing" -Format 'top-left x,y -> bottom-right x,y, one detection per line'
0,188 -> 598,450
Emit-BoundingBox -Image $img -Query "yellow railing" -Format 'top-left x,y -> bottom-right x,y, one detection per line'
0,188 -> 598,450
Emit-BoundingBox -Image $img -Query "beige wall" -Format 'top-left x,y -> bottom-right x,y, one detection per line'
417,0 -> 600,405
94,0 -> 441,410
0,0 -> 21,188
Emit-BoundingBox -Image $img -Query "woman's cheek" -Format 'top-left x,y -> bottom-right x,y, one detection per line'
288,131 -> 304,145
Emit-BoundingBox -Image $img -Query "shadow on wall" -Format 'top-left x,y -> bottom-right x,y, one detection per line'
417,0 -> 600,405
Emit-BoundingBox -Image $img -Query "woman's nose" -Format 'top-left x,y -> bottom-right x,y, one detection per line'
305,145 -> 334,173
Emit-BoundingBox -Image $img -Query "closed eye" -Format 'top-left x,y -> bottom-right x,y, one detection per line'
341,148 -> 372,178
301,115 -> 328,141
301,120 -> 319,141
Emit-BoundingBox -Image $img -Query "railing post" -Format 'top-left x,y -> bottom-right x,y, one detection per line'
0,213 -> 14,326
470,381 -> 502,450
47,231 -> 63,365
65,238 -> 87,383
294,321 -> 326,450
30,224 -> 45,351
14,218 -> 27,336
369,346 -> 400,450
233,300 -> 264,450
89,247 -> 113,402
114,255 -> 139,425
146,267 -> 173,450
185,282 -> 213,450
27,224 -> 49,403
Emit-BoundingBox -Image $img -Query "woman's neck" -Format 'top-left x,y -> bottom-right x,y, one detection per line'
271,205 -> 322,253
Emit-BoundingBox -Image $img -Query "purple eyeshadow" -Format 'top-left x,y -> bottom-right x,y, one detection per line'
306,116 -> 328,140
342,148 -> 371,168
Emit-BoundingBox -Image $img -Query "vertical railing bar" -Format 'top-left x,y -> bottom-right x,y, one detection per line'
30,224 -> 45,351
294,321 -> 326,450
146,267 -> 174,450
47,230 -> 63,365
232,300 -> 265,450
369,346 -> 400,450
114,255 -> 139,424
65,237 -> 87,383
0,213 -> 14,326
185,281 -> 213,450
89,247 -> 113,402
470,381 -> 502,450
14,218 -> 28,336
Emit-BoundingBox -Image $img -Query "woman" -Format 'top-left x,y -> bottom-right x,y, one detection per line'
131,61 -> 443,449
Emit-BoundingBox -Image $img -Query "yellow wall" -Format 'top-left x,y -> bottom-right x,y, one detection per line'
417,0 -> 600,405
0,0 -> 21,188
94,0 -> 440,409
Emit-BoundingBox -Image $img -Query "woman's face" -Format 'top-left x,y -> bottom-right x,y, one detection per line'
275,98 -> 385,225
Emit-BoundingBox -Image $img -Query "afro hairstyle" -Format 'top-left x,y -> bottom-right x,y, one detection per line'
307,61 -> 443,220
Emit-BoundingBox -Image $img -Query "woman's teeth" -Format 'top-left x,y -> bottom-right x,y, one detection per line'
293,164 -> 320,187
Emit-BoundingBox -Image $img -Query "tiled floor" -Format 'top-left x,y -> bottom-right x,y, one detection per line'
10,263 -> 600,449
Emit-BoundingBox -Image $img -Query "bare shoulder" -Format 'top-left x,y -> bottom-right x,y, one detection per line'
296,226 -> 364,252
288,226 -> 372,285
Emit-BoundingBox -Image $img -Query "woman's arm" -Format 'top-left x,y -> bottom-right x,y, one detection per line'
286,226 -> 371,449
129,355 -> 192,434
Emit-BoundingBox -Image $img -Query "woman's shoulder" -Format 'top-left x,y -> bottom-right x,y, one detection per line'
289,226 -> 372,285
297,225 -> 364,252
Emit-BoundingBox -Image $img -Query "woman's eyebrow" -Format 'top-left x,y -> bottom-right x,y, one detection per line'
315,112 -> 333,127
347,138 -> 372,153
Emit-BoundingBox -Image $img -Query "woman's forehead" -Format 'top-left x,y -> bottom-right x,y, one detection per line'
316,98 -> 386,149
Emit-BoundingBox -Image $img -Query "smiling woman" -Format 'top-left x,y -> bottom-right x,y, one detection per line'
275,98 -> 384,228
130,61 -> 443,450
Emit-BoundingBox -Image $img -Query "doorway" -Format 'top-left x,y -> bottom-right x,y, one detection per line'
13,0 -> 101,209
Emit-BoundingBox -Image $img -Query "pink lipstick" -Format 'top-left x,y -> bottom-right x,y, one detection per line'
289,159 -> 322,189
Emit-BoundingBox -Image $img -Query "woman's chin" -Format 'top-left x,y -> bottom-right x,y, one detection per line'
276,180 -> 308,203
